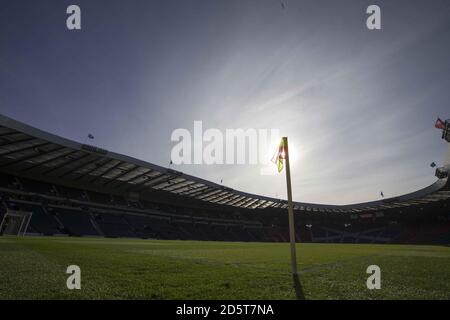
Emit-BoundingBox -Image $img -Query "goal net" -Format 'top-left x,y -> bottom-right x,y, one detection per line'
0,209 -> 32,236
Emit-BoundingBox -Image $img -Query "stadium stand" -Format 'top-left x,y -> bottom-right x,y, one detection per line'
0,114 -> 449,244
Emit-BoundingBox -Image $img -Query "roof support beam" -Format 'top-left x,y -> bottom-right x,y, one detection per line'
165,181 -> 196,193
58,156 -> 102,178
177,185 -> 207,196
109,169 -> 155,189
160,180 -> 191,191
227,196 -> 246,206
0,131 -> 23,138
0,141 -> 50,158
261,201 -> 274,209
153,178 -> 185,190
101,165 -> 139,186
69,160 -> 115,181
187,187 -> 214,198
41,153 -> 91,175
88,161 -> 124,183
210,192 -> 234,203
253,200 -> 267,209
216,194 -> 239,204
180,186 -> 210,197
126,173 -> 170,191
242,198 -> 260,208
72,159 -> 118,182
119,173 -> 163,191
195,189 -> 222,200
0,137 -> 37,148
22,149 -> 77,172
0,145 -> 64,169
234,197 -> 253,207
202,191 -> 228,202
219,195 -> 241,205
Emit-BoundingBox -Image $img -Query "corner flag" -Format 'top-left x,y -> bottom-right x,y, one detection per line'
274,137 -> 297,272
271,138 -> 287,172
435,118 -> 445,130
273,137 -> 303,299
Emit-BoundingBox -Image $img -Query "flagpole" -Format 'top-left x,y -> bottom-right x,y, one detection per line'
283,137 -> 298,276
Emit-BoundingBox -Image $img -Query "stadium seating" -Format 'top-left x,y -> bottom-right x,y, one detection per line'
53,207 -> 100,236
0,171 -> 449,245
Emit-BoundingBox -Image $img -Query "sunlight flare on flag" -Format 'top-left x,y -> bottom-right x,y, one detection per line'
271,138 -> 287,172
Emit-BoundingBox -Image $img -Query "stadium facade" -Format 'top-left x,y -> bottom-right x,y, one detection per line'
0,114 -> 449,244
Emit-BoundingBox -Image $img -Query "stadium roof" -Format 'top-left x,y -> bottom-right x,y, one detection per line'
0,113 -> 449,214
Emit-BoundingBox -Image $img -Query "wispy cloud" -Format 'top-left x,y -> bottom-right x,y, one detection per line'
2,0 -> 450,204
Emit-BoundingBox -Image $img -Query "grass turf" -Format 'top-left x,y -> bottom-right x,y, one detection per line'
0,236 -> 449,300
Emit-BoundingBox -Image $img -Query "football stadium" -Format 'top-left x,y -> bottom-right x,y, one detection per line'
0,113 -> 450,300
2,0 -> 450,305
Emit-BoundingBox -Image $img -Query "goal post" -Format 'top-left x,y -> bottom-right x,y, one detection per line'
0,209 -> 33,236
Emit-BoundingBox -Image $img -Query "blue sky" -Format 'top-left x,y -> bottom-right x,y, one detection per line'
1,0 -> 450,204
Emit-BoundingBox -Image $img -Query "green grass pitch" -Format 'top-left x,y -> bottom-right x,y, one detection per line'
0,236 -> 449,300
